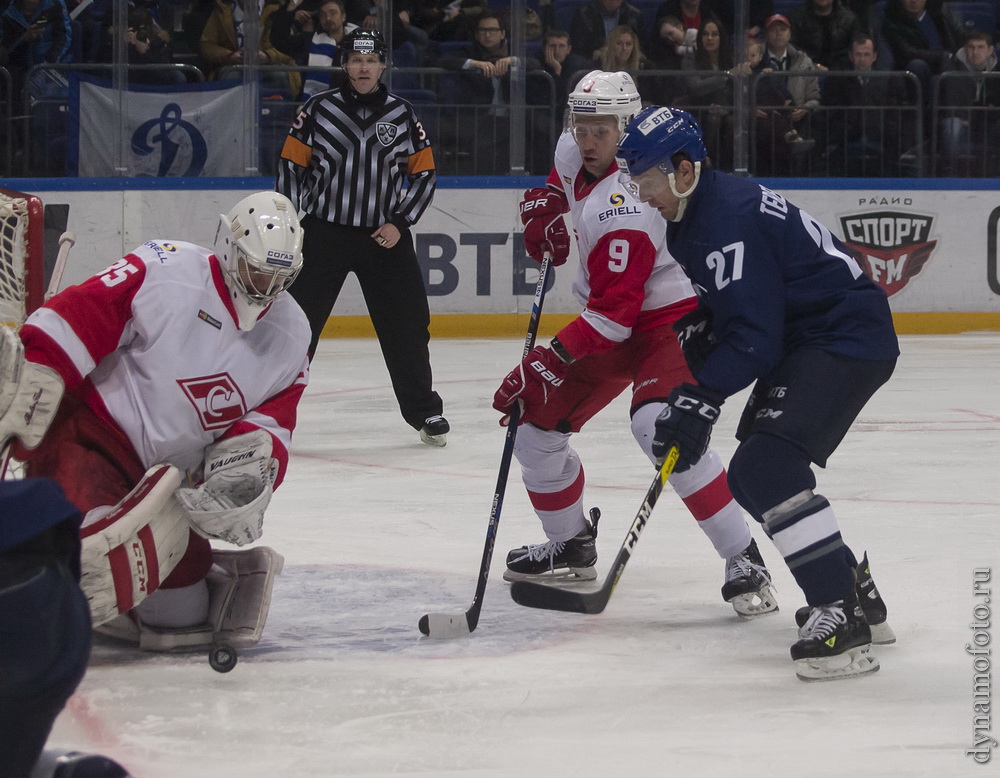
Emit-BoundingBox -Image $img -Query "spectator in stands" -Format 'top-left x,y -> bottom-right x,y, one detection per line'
655,0 -> 719,41
540,28 -> 591,133
435,11 -> 547,173
880,0 -> 964,75
645,15 -> 690,103
648,14 -> 693,68
96,6 -> 185,84
680,17 -> 738,169
789,0 -> 864,70
0,0 -> 72,96
428,0 -> 486,42
274,0 -> 357,97
200,0 -> 301,95
592,23 -> 648,74
938,29 -> 1000,175
822,32 -> 913,174
270,0 -> 325,63
570,0 -> 644,61
712,0 -> 775,40
753,13 -> 820,173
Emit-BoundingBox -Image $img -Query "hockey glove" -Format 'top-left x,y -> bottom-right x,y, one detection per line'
652,383 -> 724,473
519,187 -> 570,266
493,345 -> 568,426
672,304 -> 718,376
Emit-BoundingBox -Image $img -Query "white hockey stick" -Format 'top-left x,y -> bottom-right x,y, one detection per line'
46,231 -> 76,301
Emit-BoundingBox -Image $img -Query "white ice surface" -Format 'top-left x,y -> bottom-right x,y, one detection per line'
49,334 -> 1000,777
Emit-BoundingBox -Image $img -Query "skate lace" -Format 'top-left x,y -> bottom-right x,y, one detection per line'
518,539 -> 566,569
800,604 -> 847,640
725,551 -> 772,586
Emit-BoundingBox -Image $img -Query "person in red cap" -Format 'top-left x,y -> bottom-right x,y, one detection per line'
752,11 -> 821,173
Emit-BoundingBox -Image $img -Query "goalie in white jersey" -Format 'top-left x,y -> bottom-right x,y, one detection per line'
493,72 -> 777,617
0,192 -> 311,653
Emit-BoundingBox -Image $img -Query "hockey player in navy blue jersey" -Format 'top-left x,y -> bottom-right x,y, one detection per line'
616,106 -> 899,681
0,477 -> 130,776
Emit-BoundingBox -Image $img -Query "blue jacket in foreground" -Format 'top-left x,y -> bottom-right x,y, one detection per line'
666,168 -> 900,398
0,477 -> 80,554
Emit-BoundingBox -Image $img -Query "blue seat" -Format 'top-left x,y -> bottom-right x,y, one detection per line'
950,1 -> 996,33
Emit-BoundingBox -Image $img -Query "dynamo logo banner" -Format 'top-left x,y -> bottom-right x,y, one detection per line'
69,75 -> 248,177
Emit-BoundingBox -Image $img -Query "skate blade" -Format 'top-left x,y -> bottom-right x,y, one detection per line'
502,566 -> 598,584
869,621 -> 896,645
728,585 -> 779,618
419,430 -> 447,447
795,644 -> 880,682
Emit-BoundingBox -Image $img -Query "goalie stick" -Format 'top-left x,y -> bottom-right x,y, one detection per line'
418,254 -> 553,639
509,445 -> 679,614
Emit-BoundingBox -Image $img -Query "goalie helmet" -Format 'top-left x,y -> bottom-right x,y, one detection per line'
340,28 -> 388,65
214,192 -> 303,332
567,70 -> 642,133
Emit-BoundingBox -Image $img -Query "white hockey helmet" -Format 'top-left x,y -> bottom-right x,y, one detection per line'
214,192 -> 303,331
567,70 -> 642,133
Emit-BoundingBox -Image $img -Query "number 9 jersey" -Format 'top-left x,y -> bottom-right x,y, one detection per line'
547,132 -> 695,359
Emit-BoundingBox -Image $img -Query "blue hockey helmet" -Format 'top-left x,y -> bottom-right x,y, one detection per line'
615,105 -> 707,178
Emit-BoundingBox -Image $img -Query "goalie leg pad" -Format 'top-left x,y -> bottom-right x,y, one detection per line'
93,547 -> 284,652
0,324 -> 64,451
80,465 -> 192,626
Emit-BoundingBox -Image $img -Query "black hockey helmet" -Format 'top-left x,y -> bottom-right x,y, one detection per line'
340,29 -> 388,65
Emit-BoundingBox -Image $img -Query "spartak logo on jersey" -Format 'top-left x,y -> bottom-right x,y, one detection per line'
177,373 -> 248,431
838,210 -> 937,296
376,122 -> 398,146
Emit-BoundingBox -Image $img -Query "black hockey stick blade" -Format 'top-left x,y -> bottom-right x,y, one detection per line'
418,256 -> 553,639
509,446 -> 679,615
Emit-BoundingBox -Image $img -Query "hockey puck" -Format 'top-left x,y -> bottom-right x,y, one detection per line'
209,643 -> 238,673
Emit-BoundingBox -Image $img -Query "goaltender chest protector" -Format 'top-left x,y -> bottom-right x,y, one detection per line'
65,242 -> 307,473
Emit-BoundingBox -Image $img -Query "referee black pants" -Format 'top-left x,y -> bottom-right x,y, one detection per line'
291,216 -> 443,430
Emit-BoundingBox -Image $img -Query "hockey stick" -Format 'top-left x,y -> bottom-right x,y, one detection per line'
418,254 -> 553,639
509,445 -> 680,614
46,231 -> 76,301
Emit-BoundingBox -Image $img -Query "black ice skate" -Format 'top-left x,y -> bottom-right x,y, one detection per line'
503,509 -> 599,583
722,537 -> 779,617
791,595 -> 879,682
419,415 -> 450,447
795,552 -> 895,645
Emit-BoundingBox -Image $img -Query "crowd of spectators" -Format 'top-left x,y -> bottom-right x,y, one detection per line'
2,0 -> 1000,175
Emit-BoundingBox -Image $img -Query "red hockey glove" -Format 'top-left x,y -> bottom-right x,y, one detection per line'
519,188 -> 570,266
492,345 -> 568,426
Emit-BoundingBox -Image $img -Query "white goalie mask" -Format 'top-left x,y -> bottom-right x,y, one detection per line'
567,70 -> 642,134
214,192 -> 304,331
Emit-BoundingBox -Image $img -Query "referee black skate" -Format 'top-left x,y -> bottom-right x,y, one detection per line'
276,28 -> 449,446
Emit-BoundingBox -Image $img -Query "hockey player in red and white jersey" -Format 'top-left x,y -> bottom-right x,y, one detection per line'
493,72 -> 778,616
0,192 -> 310,653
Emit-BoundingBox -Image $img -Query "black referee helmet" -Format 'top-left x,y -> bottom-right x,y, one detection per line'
341,29 -> 388,65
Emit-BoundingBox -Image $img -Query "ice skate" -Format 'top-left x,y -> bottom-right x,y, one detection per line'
419,415 -> 450,447
791,595 -> 879,682
721,537 -> 778,617
503,509 -> 599,583
795,552 -> 895,645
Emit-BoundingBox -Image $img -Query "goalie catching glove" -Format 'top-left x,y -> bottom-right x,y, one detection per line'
519,187 -> 571,266
0,324 -> 64,451
176,430 -> 277,546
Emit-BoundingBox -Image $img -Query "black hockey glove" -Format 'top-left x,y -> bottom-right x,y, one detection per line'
672,305 -> 717,376
652,383 -> 724,473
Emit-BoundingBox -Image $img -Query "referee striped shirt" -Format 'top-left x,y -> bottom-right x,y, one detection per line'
276,83 -> 436,229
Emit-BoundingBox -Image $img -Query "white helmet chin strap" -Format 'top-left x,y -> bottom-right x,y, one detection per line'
665,161 -> 702,222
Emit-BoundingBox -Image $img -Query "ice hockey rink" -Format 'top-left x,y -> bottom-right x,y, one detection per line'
46,332 -> 999,777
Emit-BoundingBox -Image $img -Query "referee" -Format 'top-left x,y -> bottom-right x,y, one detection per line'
276,28 -> 449,446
